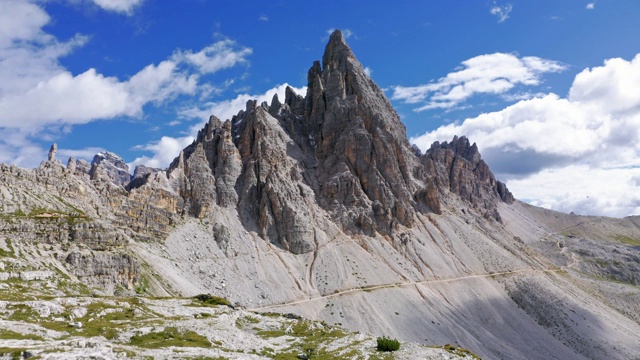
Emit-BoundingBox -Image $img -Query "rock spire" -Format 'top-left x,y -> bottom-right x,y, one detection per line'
48,144 -> 57,162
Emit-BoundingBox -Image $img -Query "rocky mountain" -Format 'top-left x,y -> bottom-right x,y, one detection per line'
0,30 -> 639,359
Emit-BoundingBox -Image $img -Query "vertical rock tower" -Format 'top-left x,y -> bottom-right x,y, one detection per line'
165,30 -> 512,253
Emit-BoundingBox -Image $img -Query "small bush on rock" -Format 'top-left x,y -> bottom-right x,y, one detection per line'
193,294 -> 231,307
377,336 -> 400,352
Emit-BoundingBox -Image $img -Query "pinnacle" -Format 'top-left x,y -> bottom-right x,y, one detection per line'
322,29 -> 354,71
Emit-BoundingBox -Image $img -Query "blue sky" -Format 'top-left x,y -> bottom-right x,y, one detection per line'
2,0 -> 640,218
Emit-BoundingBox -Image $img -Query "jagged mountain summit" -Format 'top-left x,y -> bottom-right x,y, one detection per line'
162,30 -> 512,254
0,30 -> 639,359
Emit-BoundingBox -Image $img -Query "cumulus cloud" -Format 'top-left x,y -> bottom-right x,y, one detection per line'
130,83 -> 307,170
129,136 -> 195,170
508,165 -> 640,218
391,53 -> 566,111
58,147 -> 106,161
410,54 -> 640,217
91,0 -> 144,14
0,40 -> 250,132
173,41 -> 252,74
490,3 -> 513,23
0,1 -> 251,168
586,3 -> 595,10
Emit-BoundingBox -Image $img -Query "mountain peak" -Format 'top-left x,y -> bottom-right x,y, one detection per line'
322,30 -> 354,71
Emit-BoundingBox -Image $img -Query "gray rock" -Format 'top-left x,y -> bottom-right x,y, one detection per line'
19,271 -> 54,281
304,29 -> 423,235
75,159 -> 91,176
132,165 -> 159,179
67,157 -> 76,173
422,135 -> 513,221
48,143 -> 57,162
90,151 -> 131,186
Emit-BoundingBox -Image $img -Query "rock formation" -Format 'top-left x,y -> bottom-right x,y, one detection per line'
90,151 -> 131,186
422,135 -> 514,221
163,30 -> 511,252
67,156 -> 76,173
1,30 -> 638,360
48,143 -> 57,162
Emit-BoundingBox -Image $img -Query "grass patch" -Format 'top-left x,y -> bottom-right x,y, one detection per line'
257,320 -> 353,359
28,207 -> 67,218
613,235 -> 640,246
54,195 -> 87,216
35,298 -> 156,340
129,327 -> 211,348
193,294 -> 231,307
0,329 -> 44,341
0,347 -> 26,360
7,304 -> 39,322
135,276 -> 149,294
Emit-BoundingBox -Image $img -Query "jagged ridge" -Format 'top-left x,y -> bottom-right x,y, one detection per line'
163,29 -> 513,253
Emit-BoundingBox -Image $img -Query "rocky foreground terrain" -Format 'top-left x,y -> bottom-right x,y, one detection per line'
0,30 -> 639,359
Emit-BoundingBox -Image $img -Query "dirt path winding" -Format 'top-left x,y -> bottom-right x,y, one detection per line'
250,222 -> 583,312
249,268 -> 563,312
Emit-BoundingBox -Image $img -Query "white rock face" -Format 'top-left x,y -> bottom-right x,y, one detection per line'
19,271 -> 53,281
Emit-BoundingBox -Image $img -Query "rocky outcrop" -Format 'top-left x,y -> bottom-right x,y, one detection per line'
75,159 -> 91,177
118,170 -> 183,242
67,157 -> 76,173
159,30 -> 512,250
303,30 -> 427,235
132,165 -> 159,180
48,143 -> 57,162
65,251 -> 139,293
90,151 -> 131,186
421,135 -> 513,221
167,115 -> 242,218
233,102 -> 315,254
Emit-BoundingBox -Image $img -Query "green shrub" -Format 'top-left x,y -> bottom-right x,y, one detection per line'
193,294 -> 231,307
376,336 -> 400,352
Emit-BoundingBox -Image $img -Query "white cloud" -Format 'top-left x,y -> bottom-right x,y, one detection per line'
259,15 -> 269,22
0,69 -> 132,128
490,3 -> 513,23
392,53 -> 565,111
0,0 -> 49,45
508,165 -> 639,218
410,54 -> 640,217
91,0 -> 144,15
364,67 -> 373,76
0,1 -> 252,168
129,136 -> 195,170
0,129 -> 46,167
586,3 -> 595,10
130,84 -> 308,170
173,40 -> 252,74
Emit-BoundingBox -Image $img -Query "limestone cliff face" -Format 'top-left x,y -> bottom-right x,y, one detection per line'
423,135 -> 514,221
167,116 -> 242,218
160,29 -> 513,251
89,151 -> 131,186
304,31 -> 423,236
0,30 -> 516,292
